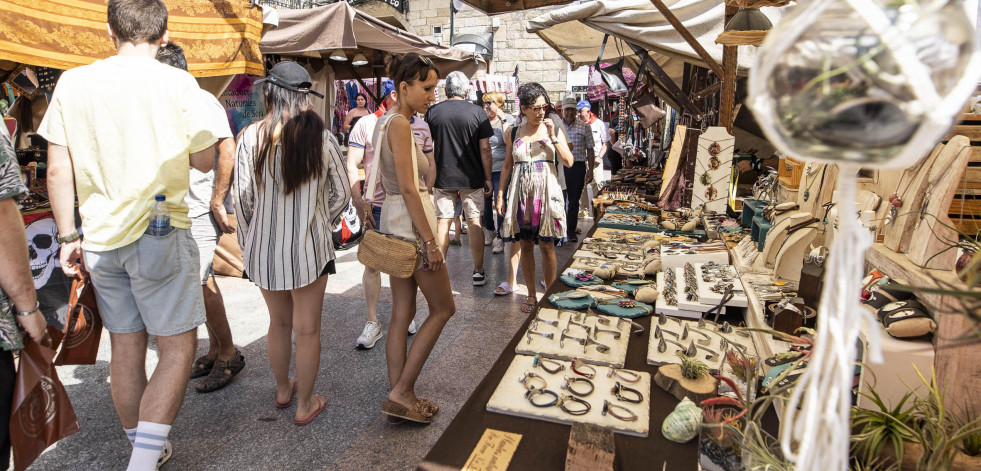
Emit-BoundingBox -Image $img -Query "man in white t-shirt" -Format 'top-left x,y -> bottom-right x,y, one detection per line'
156,43 -> 244,395
38,1 -> 216,468
577,100 -> 609,219
346,81 -> 434,349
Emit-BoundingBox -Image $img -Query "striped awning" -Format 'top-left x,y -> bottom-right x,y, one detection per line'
0,0 -> 263,77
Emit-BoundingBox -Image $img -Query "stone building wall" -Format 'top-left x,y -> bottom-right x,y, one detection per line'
404,1 -> 571,97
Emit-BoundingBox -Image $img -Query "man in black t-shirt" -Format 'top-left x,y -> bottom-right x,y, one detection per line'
425,71 -> 493,287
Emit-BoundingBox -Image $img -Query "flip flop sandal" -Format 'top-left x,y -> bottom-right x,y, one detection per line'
294,396 -> 327,426
520,297 -> 536,314
190,356 -> 215,379
276,378 -> 297,409
382,399 -> 433,424
494,282 -> 513,296
881,300 -> 936,338
196,350 -> 246,393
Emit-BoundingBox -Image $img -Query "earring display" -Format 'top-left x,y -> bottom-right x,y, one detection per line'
691,127 -> 735,214
516,308 -> 632,367
486,354 -> 652,437
647,315 -> 759,369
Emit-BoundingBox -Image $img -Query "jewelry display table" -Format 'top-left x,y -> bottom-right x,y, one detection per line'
420,223 -> 778,471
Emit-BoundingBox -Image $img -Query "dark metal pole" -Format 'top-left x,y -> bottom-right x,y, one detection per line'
449,0 -> 455,46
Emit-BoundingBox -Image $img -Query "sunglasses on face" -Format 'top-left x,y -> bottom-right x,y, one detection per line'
526,105 -> 548,112
483,101 -> 493,106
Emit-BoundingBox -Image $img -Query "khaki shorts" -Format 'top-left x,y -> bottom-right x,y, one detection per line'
83,228 -> 205,336
190,213 -> 220,285
434,188 -> 484,220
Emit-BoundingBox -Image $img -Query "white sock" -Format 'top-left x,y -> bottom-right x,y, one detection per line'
127,421 -> 171,471
124,427 -> 137,445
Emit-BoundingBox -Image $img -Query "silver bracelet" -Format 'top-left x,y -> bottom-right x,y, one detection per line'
15,300 -> 40,317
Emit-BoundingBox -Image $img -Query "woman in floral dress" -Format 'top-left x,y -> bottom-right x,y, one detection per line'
497,83 -> 574,313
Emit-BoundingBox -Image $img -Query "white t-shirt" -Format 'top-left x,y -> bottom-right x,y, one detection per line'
186,89 -> 234,218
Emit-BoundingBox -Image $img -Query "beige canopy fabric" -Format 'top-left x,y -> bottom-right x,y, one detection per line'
261,3 -> 485,79
527,0 -> 785,85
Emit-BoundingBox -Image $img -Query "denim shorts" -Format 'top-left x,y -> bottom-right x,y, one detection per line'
83,228 -> 205,336
189,213 -> 221,285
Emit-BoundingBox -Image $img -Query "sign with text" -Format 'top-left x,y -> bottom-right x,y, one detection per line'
462,429 -> 522,471
219,74 -> 265,136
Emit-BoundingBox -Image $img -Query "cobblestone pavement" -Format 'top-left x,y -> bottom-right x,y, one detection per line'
24,219 -> 587,470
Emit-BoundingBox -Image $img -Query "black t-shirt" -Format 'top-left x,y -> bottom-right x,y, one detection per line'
425,99 -> 494,190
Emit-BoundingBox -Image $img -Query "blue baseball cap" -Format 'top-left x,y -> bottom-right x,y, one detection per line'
382,79 -> 395,97
576,99 -> 591,110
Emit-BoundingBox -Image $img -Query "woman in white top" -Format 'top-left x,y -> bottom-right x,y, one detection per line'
234,61 -> 350,426
376,53 -> 455,424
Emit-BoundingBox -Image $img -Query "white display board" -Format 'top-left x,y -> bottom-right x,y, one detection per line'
516,308 -> 631,368
646,317 -> 759,370
690,126 -> 735,213
487,354 -> 652,437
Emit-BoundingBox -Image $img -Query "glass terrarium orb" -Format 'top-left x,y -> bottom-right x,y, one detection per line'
749,0 -> 981,168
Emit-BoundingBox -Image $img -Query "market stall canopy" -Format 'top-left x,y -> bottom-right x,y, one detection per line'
527,0 -> 785,86
261,3 -> 485,80
0,0 -> 263,77
459,0 -> 577,16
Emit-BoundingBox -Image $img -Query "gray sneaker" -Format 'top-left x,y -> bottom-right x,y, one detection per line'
492,237 -> 504,254
356,321 -> 383,349
484,228 -> 494,246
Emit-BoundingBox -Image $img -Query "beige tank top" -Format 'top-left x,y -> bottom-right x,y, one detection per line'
375,113 -> 429,195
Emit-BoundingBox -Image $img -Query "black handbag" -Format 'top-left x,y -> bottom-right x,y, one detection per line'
595,34 -> 628,93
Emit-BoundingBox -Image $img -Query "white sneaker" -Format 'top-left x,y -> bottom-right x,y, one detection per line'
157,439 -> 172,469
356,321 -> 383,349
484,228 -> 494,246
408,320 -> 418,335
492,237 -> 504,254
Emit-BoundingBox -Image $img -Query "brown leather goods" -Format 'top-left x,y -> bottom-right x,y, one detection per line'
10,326 -> 80,471
55,272 -> 102,366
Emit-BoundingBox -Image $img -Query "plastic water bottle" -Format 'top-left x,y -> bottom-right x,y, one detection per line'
147,195 -> 172,236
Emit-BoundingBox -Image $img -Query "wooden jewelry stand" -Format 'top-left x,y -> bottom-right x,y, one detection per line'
774,226 -> 819,282
691,127 -> 735,213
881,137 -> 968,255
907,141 -> 973,270
758,212 -> 813,269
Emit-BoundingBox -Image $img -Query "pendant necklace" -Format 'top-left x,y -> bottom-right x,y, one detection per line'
800,163 -> 824,202
885,169 -> 914,226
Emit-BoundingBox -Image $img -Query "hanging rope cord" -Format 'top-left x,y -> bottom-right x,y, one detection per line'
779,164 -> 883,469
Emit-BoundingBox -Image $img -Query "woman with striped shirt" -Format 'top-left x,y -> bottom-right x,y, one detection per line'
233,62 -> 350,426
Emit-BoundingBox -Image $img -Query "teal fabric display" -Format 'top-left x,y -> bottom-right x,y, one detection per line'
547,290 -> 597,310
612,279 -> 651,296
594,297 -> 653,318
560,272 -> 603,288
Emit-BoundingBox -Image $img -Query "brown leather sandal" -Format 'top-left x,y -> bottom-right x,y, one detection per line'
520,297 -> 536,314
190,356 -> 215,379
382,399 -> 433,424
195,350 -> 245,393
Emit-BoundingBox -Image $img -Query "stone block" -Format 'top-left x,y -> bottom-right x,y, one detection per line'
421,9 -> 437,18
517,49 -> 544,61
513,38 -> 545,50
519,70 -> 544,83
435,8 -> 450,17
496,49 -> 519,61
522,61 -> 544,71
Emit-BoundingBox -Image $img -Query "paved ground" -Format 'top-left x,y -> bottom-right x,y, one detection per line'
25,220 -> 588,471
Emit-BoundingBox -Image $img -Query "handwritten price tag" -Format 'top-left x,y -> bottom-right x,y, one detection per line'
462,429 -> 522,471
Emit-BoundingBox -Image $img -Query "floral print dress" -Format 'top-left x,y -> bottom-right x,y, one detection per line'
500,137 -> 566,244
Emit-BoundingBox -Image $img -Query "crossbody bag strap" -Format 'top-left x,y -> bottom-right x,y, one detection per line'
363,113 -> 399,211
594,34 -> 610,71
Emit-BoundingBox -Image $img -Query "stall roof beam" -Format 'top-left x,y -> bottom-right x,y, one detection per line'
628,43 -> 702,119
648,0 -> 723,77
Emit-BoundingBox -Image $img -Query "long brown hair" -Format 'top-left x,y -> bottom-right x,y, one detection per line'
254,82 -> 324,195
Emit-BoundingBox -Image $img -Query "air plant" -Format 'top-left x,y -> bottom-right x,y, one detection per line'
850,387 -> 917,466
725,350 -> 758,383
676,352 -> 710,380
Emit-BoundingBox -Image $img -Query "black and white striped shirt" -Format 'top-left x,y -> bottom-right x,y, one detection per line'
233,124 -> 351,290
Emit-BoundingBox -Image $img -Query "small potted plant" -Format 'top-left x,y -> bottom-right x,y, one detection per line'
654,352 -> 719,404
720,350 -> 759,402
